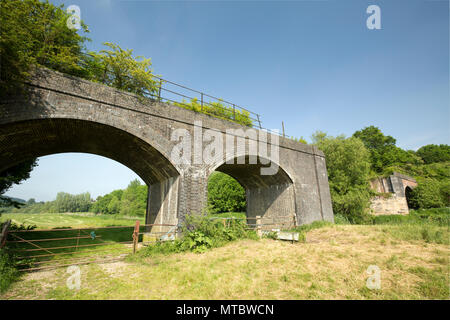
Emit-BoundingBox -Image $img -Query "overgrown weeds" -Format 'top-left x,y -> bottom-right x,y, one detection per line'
0,250 -> 20,293
133,215 -> 258,259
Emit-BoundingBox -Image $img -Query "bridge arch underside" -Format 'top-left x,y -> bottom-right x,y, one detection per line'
214,156 -> 297,230
0,118 -> 180,226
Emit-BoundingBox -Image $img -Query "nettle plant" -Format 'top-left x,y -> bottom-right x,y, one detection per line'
138,215 -> 258,257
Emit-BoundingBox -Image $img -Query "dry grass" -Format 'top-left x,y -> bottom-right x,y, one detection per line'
1,224 -> 448,300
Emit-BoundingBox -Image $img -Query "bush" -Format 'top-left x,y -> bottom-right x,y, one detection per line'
174,98 -> 253,127
137,215 -> 258,257
333,214 -> 351,225
0,250 -> 19,293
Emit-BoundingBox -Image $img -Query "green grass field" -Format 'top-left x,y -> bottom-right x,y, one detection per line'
0,213 -> 147,273
1,210 -> 448,299
0,212 -> 144,229
1,223 -> 448,300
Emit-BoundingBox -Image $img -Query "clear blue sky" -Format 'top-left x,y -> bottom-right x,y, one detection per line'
6,0 -> 449,202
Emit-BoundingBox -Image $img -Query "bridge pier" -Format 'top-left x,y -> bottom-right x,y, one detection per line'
146,176 -> 180,234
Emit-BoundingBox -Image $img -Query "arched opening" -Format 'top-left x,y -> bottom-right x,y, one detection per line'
210,155 -> 297,230
2,153 -> 147,227
0,118 -> 180,228
405,186 -> 415,210
207,171 -> 246,218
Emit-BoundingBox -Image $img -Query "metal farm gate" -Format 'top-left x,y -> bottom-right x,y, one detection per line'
0,215 -> 297,272
0,220 -> 177,272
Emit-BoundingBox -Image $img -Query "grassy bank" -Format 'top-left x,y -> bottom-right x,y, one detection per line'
1,223 -> 448,300
1,209 -> 448,299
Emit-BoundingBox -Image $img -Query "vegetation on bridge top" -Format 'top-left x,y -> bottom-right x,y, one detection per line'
0,0 -> 253,127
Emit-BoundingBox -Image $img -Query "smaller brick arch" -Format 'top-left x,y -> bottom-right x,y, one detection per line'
405,186 -> 414,209
211,155 -> 297,229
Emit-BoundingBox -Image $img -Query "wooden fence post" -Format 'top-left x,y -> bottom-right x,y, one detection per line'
0,220 -> 11,249
256,216 -> 262,238
132,220 -> 140,254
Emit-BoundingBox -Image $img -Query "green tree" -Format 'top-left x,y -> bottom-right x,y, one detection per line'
53,192 -> 92,213
88,42 -> 159,96
0,160 -> 38,208
314,135 -> 373,222
0,0 -> 90,97
352,126 -> 423,175
416,144 -> 450,164
119,179 -> 147,216
352,126 -> 396,174
207,172 -> 246,213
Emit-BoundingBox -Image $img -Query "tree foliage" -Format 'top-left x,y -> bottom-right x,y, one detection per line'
314,135 -> 373,222
54,192 -> 92,213
416,144 -> 450,164
0,0 -> 90,97
86,42 -> 160,96
91,179 -> 147,216
352,126 -> 422,175
207,172 -> 246,213
0,160 -> 38,208
311,126 -> 450,215
407,179 -> 447,209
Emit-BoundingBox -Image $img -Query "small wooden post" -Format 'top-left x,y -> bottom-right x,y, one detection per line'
132,220 -> 140,254
256,216 -> 262,238
282,121 -> 285,137
222,219 -> 226,228
0,220 -> 11,249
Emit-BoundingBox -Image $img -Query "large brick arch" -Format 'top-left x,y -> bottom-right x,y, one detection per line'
0,118 -> 179,184
0,67 -> 335,228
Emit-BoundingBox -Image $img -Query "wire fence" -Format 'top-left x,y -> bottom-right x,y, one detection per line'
2,221 -> 176,272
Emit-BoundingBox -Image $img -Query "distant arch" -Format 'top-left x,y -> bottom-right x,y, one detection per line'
405,186 -> 415,209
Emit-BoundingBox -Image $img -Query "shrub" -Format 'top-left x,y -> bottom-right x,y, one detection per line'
0,250 -> 19,293
174,98 -> 253,127
137,215 -> 257,257
334,214 -> 351,225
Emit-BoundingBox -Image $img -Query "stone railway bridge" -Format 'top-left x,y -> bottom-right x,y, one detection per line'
0,68 -> 334,230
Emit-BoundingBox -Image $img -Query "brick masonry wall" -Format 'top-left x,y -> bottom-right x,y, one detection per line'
370,195 -> 409,216
0,67 -> 334,228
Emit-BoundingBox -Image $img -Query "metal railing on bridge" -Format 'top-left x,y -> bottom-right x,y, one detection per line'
77,52 -> 285,137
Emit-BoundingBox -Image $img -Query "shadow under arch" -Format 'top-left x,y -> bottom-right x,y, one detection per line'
0,118 -> 181,226
211,155 -> 297,229
405,186 -> 415,210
